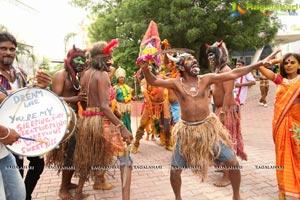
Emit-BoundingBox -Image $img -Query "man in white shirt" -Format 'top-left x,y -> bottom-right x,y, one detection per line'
234,60 -> 256,105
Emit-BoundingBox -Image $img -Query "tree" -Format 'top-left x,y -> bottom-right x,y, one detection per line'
64,32 -> 78,54
70,0 -> 281,79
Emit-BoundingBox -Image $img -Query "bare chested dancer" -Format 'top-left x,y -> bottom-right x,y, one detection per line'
206,41 -> 248,187
73,40 -> 133,200
136,49 -> 279,200
48,45 -> 87,200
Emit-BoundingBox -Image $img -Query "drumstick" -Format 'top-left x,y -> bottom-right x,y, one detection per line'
19,136 -> 48,144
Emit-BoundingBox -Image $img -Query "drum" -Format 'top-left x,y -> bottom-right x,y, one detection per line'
0,87 -> 69,157
60,102 -> 77,144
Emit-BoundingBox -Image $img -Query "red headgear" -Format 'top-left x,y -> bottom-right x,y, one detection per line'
64,45 -> 86,80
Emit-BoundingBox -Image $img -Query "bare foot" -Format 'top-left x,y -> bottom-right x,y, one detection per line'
67,183 -> 78,190
233,194 -> 241,200
151,134 -> 156,141
93,182 -> 115,190
240,153 -> 248,161
213,178 -> 231,187
214,169 -> 224,173
132,146 -> 138,154
73,192 -> 89,200
59,189 -> 73,200
165,145 -> 173,151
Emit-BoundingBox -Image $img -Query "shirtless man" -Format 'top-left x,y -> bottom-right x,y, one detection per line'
73,40 -> 133,200
47,45 -> 86,199
206,41 -> 248,187
136,49 -> 279,200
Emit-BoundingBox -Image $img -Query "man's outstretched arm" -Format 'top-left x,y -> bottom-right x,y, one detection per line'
137,58 -> 174,89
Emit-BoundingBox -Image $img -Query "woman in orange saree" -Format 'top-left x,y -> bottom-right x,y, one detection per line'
259,52 -> 300,199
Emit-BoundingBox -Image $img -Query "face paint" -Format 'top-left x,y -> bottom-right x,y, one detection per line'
72,56 -> 86,65
207,52 -> 217,67
184,56 -> 200,76
71,56 -> 86,73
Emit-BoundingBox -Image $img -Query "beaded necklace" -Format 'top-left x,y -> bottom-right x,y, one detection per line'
180,77 -> 200,97
283,75 -> 300,85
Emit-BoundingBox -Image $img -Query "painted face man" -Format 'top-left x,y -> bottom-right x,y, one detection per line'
206,41 -> 229,73
167,53 -> 200,76
71,55 -> 86,73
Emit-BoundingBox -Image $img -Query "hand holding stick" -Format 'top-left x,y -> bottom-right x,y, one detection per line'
19,136 -> 48,144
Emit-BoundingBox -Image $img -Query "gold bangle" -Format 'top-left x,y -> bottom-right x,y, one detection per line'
0,127 -> 10,140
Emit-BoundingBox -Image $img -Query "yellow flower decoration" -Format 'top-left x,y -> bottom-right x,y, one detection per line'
120,84 -> 132,103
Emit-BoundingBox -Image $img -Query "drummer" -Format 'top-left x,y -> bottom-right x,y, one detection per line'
47,45 -> 87,200
0,31 -> 52,200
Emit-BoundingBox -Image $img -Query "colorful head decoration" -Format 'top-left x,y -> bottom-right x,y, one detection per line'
205,40 -> 229,72
139,20 -> 161,66
103,39 -> 119,55
89,39 -> 118,71
166,53 -> 192,66
90,39 -> 118,58
160,39 -> 179,77
115,66 -> 126,80
160,39 -> 195,77
64,45 -> 86,84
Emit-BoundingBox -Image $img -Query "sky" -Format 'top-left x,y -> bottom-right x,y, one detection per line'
0,0 -> 88,60
30,0 -> 89,60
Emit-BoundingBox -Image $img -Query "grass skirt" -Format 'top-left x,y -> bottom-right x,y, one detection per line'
173,113 -> 232,180
45,115 -> 78,172
73,111 -> 125,180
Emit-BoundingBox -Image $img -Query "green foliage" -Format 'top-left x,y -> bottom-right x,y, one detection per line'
70,0 -> 281,90
16,43 -> 36,63
64,32 -> 77,54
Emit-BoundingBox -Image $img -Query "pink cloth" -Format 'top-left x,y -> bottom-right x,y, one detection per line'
109,86 -> 115,101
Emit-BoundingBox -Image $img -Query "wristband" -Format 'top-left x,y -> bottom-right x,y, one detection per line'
0,127 -> 10,140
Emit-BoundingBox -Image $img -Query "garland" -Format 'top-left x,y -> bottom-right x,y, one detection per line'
119,84 -> 132,103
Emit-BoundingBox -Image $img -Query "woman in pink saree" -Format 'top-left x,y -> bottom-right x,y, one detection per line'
258,52 -> 300,199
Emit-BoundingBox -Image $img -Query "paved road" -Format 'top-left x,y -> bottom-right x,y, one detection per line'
30,81 -> 279,200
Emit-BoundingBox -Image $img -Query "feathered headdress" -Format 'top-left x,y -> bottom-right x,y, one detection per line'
103,39 -> 119,55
